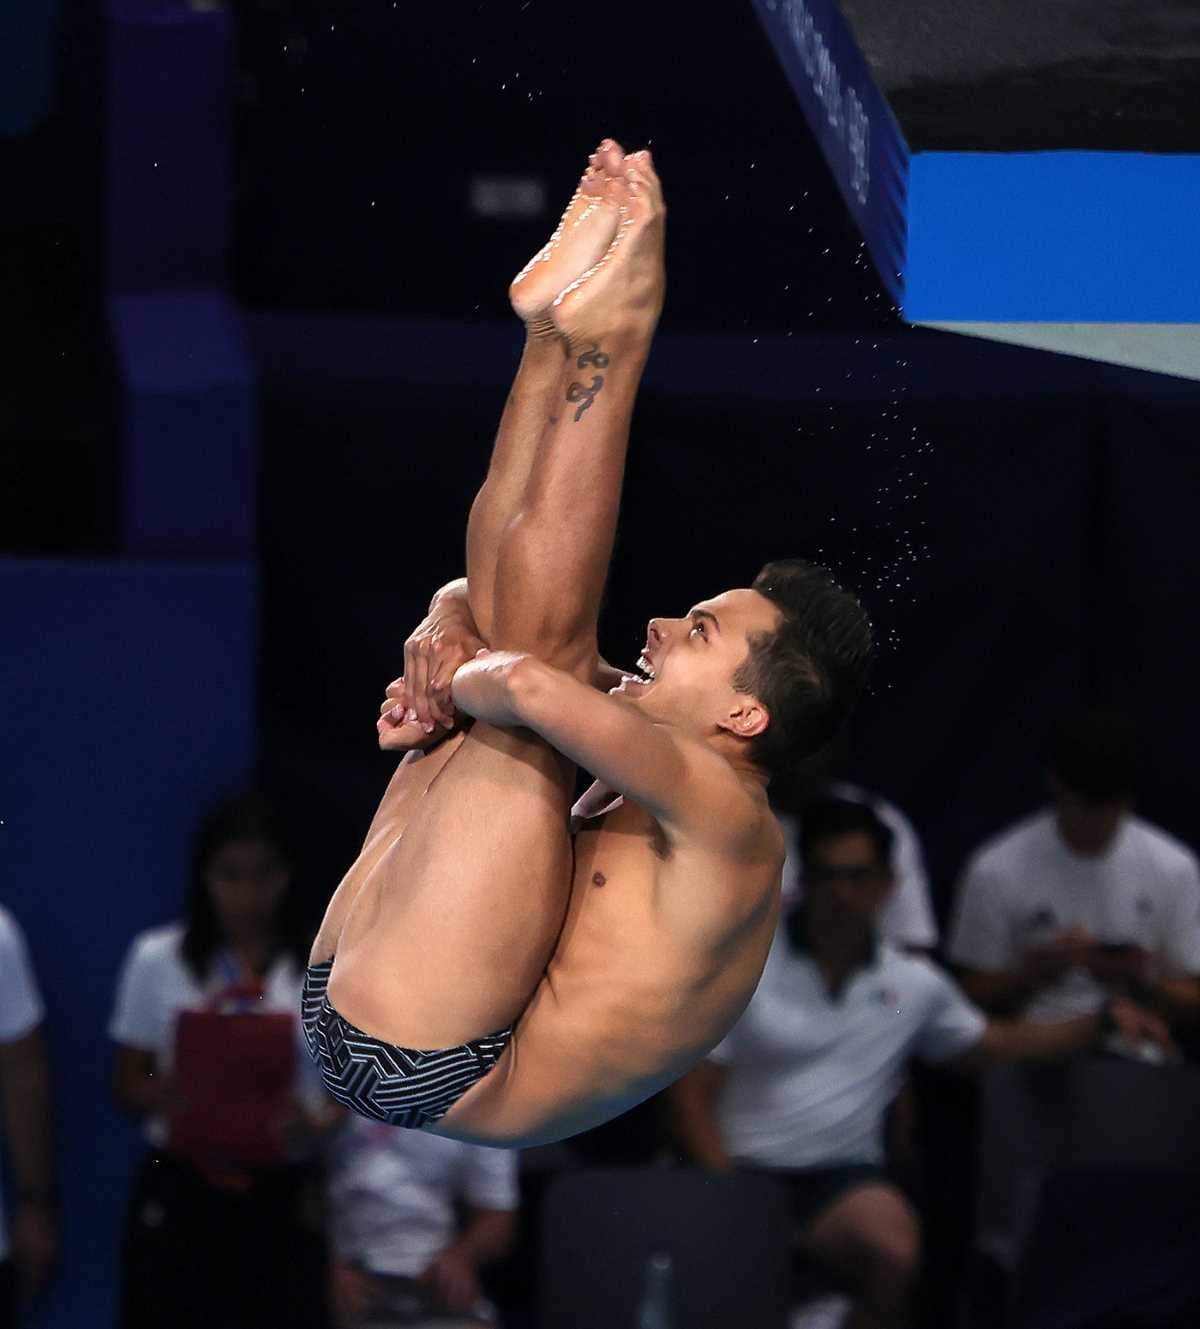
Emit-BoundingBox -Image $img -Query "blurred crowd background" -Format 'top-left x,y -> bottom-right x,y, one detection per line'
3,2 -> 1200,1328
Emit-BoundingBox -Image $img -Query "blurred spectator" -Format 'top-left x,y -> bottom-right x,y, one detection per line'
668,798 -> 1171,1329
327,1114 -> 518,1328
776,778 -> 937,954
109,793 -> 340,1329
0,905 -> 57,1327
948,708 -> 1200,1032
772,774 -> 937,1188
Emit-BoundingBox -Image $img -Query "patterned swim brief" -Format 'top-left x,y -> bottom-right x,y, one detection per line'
301,959 -> 512,1130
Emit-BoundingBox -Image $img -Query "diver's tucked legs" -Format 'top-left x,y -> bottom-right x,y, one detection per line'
322,147 -> 664,1051
491,151 -> 665,665
466,141 -> 625,642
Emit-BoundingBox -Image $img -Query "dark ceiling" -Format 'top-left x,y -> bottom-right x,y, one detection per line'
231,0 -> 894,329
841,0 -> 1200,150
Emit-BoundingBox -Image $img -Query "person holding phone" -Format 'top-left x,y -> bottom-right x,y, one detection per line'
948,709 -> 1200,1036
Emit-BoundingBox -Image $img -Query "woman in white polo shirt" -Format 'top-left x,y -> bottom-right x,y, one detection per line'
109,794 -> 340,1329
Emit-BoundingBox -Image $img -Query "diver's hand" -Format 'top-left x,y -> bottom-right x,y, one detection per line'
377,597 -> 487,749
401,600 -> 487,730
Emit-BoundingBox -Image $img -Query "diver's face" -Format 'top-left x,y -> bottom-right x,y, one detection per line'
611,588 -> 780,736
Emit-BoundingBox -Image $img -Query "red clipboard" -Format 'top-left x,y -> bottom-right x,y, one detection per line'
168,1008 -> 296,1167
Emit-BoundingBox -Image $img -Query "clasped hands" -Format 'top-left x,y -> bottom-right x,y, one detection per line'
377,600 -> 487,751
377,597 -> 629,752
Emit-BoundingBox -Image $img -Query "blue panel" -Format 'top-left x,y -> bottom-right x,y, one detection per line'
248,311 -> 1200,407
111,290 -> 253,393
110,292 -> 258,556
752,0 -> 909,305
119,382 -> 258,555
906,151 -> 1200,323
0,559 -> 257,1329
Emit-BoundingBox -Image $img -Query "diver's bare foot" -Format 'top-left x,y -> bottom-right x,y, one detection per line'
509,139 -> 627,339
550,150 -> 666,354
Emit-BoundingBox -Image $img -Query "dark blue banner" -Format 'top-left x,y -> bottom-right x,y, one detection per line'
752,0 -> 908,305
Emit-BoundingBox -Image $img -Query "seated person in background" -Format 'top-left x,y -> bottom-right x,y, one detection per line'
771,762 -> 938,1183
948,707 -> 1200,1034
109,794 -> 342,1329
772,759 -> 937,954
328,1115 -> 518,1328
0,904 -> 56,1328
668,799 -> 1171,1329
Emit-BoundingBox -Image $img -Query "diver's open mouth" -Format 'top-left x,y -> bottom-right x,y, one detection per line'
614,653 -> 657,694
634,653 -> 656,683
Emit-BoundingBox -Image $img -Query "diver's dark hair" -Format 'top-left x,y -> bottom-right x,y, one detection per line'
181,792 -> 309,981
799,797 -> 894,871
1045,707 -> 1138,802
732,559 -> 873,776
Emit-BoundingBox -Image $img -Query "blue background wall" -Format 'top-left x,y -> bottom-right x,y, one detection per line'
0,561 -> 257,1328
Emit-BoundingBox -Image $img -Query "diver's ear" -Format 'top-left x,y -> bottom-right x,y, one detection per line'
719,697 -> 769,741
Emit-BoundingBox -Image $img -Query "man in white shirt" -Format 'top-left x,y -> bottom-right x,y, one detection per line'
668,799 -> 1169,1329
328,1115 -> 518,1327
775,779 -> 937,953
948,709 -> 1200,1028
0,904 -> 56,1327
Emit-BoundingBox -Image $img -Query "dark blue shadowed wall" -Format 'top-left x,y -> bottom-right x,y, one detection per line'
1,560 -> 257,1329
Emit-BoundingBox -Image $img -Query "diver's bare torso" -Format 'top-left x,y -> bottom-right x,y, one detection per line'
430,785 -> 783,1146
312,730 -> 783,1147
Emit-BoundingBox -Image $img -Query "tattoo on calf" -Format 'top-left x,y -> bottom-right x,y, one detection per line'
566,344 -> 609,421
567,375 -> 604,421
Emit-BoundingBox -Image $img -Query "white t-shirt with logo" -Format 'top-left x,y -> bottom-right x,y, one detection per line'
948,811 -> 1200,1020
329,1113 -> 518,1278
779,782 -> 939,950
0,905 -> 46,1262
707,923 -> 985,1169
108,922 -> 326,1146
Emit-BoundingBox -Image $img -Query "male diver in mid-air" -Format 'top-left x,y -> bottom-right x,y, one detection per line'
304,139 -> 874,1146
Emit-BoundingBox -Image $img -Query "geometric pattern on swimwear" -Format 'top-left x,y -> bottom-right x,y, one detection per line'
300,959 -> 512,1131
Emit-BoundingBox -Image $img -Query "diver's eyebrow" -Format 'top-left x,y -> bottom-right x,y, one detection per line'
689,608 -> 721,634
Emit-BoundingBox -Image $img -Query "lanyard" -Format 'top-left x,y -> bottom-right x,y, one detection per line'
208,949 -> 268,1014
